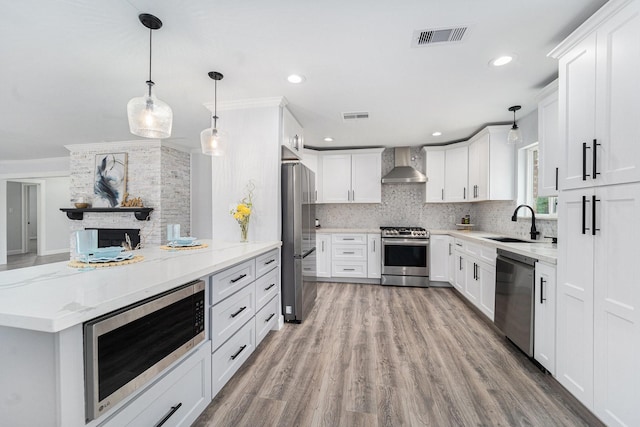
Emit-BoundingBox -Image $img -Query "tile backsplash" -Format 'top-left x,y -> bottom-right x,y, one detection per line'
474,200 -> 557,241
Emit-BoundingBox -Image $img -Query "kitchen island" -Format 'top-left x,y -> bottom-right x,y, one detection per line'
0,240 -> 281,427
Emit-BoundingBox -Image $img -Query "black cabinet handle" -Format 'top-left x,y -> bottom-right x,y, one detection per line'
592,139 -> 600,180
344,268 -> 355,271
230,274 -> 247,283
592,195 -> 600,235
154,403 -> 182,427
448,243 -> 452,256
265,313 -> 276,322
264,283 -> 276,291
463,187 -> 466,199
581,195 -> 587,234
441,188 -> 444,200
555,167 -> 559,191
459,256 -> 463,270
582,142 -> 590,180
230,306 -> 247,318
540,277 -> 546,304
474,263 -> 478,280
230,345 -> 247,360
264,259 -> 276,265
343,251 -> 355,254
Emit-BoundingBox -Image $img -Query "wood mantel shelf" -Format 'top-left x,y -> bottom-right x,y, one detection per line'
60,207 -> 153,221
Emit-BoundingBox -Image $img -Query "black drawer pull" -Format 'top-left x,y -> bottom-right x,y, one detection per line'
265,283 -> 276,291
540,277 -> 546,304
343,251 -> 355,254
265,313 -> 276,322
230,274 -> 247,283
264,259 -> 276,265
230,345 -> 247,360
344,268 -> 356,271
154,403 -> 182,427
230,306 -> 247,318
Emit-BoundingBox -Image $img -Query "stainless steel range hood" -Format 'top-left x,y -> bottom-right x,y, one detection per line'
381,147 -> 427,183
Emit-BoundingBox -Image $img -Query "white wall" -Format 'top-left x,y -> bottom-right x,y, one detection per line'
6,182 -> 22,253
191,152 -> 213,239
42,177 -> 71,255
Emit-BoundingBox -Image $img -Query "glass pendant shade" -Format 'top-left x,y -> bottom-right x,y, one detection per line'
127,91 -> 173,139
507,125 -> 523,144
200,127 -> 226,156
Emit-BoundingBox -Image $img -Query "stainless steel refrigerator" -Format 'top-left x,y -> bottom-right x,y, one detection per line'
281,162 -> 316,323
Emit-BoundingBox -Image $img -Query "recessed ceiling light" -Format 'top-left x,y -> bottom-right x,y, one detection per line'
432,131 -> 442,136
490,55 -> 513,67
287,74 -> 306,84
323,137 -> 334,142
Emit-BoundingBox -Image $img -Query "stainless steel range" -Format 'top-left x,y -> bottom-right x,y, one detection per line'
381,226 -> 430,287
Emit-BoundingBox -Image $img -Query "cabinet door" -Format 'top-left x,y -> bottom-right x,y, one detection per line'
556,188 -> 595,408
558,33 -> 597,190
593,182 -> 640,427
316,234 -> 332,278
425,149 -> 445,202
445,145 -> 468,202
321,154 -> 351,203
478,261 -> 496,321
351,153 -> 381,203
428,235 -> 449,282
302,149 -> 320,202
453,252 -> 465,293
595,2 -> 640,187
447,239 -> 455,285
534,261 -> 556,374
367,234 -> 381,279
538,86 -> 560,196
468,133 -> 489,201
282,107 -> 303,158
464,259 -> 480,307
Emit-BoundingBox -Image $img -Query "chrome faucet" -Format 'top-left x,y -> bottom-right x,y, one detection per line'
512,204 -> 540,240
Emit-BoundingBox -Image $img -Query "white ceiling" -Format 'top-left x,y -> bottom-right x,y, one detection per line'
0,0 -> 607,161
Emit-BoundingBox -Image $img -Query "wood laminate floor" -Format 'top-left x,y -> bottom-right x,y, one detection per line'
193,282 -> 603,427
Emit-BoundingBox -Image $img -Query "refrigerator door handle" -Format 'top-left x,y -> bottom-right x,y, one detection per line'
295,247 -> 317,259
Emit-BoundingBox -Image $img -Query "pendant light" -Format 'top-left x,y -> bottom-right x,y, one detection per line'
507,105 -> 523,144
200,71 -> 226,156
127,14 -> 173,139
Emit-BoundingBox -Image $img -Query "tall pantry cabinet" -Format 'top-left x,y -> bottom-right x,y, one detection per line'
550,1 -> 640,425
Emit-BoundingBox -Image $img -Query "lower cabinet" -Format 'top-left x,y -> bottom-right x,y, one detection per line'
256,295 -> 279,345
316,234 -> 332,278
211,319 -> 256,397
453,238 -> 496,321
429,235 -> 451,282
534,261 -> 556,374
103,343 -> 212,427
367,233 -> 381,279
317,232 -> 381,281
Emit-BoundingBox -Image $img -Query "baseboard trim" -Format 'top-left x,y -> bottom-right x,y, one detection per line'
40,248 -> 70,256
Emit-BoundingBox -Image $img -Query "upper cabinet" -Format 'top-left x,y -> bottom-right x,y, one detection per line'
320,148 -> 384,203
444,145 -> 469,202
467,125 -> 514,201
551,0 -> 640,190
281,107 -> 304,160
301,149 -> 320,203
537,81 -> 560,197
423,148 -> 446,202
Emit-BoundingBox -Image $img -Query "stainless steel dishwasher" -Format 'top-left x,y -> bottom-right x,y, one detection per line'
494,248 -> 537,357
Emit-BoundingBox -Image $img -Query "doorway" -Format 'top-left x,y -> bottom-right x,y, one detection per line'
23,183 -> 38,254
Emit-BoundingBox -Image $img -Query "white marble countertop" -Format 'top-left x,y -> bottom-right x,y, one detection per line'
0,240 -> 281,333
431,230 -> 557,264
315,228 -> 380,234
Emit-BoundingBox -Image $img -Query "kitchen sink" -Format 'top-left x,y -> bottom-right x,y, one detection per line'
484,236 -> 534,243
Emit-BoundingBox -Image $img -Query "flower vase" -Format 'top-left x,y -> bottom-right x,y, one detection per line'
240,221 -> 249,242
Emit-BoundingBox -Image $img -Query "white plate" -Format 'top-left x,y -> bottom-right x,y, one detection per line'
87,252 -> 135,263
168,241 -> 201,248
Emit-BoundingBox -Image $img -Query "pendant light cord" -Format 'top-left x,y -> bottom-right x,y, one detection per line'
146,27 -> 154,96
213,79 -> 218,129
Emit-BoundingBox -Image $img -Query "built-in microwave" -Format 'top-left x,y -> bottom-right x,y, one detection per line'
83,280 -> 205,421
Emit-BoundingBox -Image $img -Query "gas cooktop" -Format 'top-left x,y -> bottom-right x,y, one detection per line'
380,226 -> 429,238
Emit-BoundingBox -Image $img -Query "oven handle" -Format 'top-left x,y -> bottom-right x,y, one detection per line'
382,238 -> 429,246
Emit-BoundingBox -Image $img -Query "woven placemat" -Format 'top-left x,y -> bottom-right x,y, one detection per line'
68,255 -> 144,268
160,243 -> 209,251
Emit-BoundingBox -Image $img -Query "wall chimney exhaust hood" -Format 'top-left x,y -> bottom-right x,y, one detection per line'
381,147 -> 427,183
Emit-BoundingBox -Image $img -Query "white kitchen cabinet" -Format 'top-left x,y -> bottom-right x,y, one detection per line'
423,148 -> 446,202
447,238 -> 455,285
453,238 -> 496,321
316,234 -> 332,278
302,148 -> 320,202
477,261 -> 496,321
331,233 -> 368,278
534,261 -> 556,374
467,126 -> 514,201
552,0 -> 640,191
537,81 -> 560,197
453,240 -> 465,293
367,233 -> 381,279
464,257 -> 480,306
320,149 -> 383,203
445,145 -> 468,202
281,106 -> 304,160
429,234 -> 450,282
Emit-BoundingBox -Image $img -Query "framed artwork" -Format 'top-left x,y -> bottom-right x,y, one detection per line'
94,153 -> 127,207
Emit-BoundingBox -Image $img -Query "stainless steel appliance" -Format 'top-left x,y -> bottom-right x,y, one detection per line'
381,226 -> 429,287
84,280 -> 205,421
494,248 -> 537,357
281,162 -> 316,323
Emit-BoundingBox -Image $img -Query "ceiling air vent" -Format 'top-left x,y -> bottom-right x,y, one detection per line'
411,26 -> 468,47
342,111 -> 369,122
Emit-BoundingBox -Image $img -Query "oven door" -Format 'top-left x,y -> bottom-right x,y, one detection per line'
382,238 -> 429,277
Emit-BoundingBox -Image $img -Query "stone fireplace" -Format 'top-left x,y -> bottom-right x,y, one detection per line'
87,228 -> 141,249
65,140 -> 191,254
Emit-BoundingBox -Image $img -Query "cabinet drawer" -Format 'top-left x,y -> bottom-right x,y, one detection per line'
255,249 -> 280,278
465,242 -> 496,265
331,261 -> 368,278
332,245 -> 367,260
212,319 -> 255,397
211,284 -> 255,351
102,344 -> 211,427
454,239 -> 465,252
211,259 -> 255,305
255,295 -> 279,346
332,233 -> 366,244
255,268 -> 279,310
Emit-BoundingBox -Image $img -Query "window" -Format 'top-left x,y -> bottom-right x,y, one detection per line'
518,142 -> 557,217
